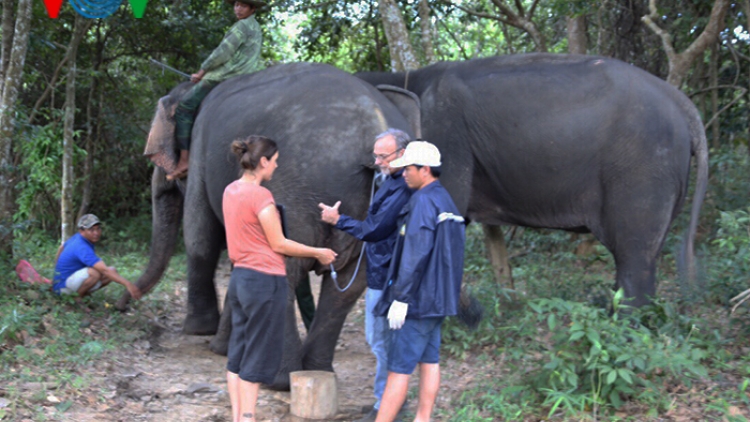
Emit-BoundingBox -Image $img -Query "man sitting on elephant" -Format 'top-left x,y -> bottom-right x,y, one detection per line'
168,0 -> 266,180
319,128 -> 413,421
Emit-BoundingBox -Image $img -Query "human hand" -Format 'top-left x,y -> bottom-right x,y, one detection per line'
190,70 -> 205,83
316,248 -> 337,266
318,201 -> 341,225
127,283 -> 142,300
387,300 -> 408,330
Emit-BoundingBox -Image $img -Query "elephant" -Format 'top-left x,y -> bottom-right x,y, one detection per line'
356,53 -> 708,307
117,62 -> 413,388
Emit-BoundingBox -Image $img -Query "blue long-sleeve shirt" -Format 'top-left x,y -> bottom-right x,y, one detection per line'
375,180 -> 466,319
335,170 -> 412,290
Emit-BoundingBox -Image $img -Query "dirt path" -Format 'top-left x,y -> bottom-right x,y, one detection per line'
57,260 -> 473,422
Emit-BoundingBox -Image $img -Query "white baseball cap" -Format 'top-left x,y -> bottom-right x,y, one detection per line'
390,141 -> 441,168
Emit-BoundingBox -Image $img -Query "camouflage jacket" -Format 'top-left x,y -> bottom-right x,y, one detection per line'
201,15 -> 263,82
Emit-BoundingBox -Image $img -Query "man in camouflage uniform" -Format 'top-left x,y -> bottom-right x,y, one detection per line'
169,0 -> 267,180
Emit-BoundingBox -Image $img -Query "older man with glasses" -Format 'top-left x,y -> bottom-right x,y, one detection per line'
319,128 -> 413,421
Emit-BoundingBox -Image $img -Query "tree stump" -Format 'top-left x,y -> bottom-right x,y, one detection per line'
289,370 -> 338,419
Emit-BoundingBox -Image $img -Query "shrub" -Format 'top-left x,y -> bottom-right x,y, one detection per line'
514,290 -> 708,418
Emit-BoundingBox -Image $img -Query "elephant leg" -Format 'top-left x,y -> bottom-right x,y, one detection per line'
182,186 -> 225,335
595,195 -> 674,308
267,264 -> 306,391
302,264 -> 367,372
295,272 -> 315,332
209,288 -> 232,356
482,223 -> 514,289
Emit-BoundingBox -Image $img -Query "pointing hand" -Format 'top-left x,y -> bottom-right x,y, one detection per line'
318,201 -> 342,225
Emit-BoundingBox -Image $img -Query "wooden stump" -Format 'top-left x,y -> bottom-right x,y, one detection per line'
290,370 -> 338,419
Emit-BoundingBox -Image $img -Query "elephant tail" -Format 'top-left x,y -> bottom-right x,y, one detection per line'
680,107 -> 709,283
457,286 -> 483,329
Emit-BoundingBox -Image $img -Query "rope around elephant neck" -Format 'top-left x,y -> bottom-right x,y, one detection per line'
330,174 -> 377,292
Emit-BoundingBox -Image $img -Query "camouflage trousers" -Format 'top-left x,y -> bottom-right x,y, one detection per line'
174,79 -> 220,150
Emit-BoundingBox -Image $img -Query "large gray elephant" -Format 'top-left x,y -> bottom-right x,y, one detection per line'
118,62 -> 412,388
357,53 -> 708,307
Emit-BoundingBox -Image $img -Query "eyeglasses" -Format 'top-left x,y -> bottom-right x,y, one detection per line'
373,148 -> 403,162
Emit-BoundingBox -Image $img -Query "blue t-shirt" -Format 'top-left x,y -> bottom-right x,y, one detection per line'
53,233 -> 102,293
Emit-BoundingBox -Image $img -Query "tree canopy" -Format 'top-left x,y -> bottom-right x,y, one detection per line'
0,0 -> 748,243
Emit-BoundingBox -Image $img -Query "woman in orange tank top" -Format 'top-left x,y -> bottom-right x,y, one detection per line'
223,135 -> 337,422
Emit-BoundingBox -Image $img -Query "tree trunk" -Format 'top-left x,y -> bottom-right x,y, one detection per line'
595,1 -> 609,55
76,76 -> 96,222
418,0 -> 436,65
567,15 -> 587,54
378,0 -> 419,71
709,41 -> 720,148
0,0 -> 15,97
61,15 -> 90,241
0,0 -> 32,257
642,0 -> 730,88
745,1 -> 750,152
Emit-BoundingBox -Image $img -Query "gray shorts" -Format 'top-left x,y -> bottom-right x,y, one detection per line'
59,267 -> 102,295
226,267 -> 287,384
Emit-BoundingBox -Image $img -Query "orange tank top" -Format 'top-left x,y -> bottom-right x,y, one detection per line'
222,180 -> 286,276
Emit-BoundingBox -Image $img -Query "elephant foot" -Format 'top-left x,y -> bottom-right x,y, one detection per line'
182,311 -> 220,335
209,336 -> 229,356
302,355 -> 335,372
266,359 -> 304,391
266,372 -> 291,391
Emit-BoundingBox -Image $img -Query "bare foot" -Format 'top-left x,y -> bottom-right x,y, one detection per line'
166,163 -> 188,180
167,150 -> 190,180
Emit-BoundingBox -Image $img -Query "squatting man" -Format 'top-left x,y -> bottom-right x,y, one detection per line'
53,214 -> 142,300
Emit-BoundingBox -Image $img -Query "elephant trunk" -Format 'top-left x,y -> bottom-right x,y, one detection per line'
116,169 -> 184,310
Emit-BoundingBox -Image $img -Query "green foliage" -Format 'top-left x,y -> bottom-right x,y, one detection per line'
14,115 -> 86,233
0,232 -> 185,420
518,294 -> 707,416
442,225 -> 519,359
703,207 -> 750,306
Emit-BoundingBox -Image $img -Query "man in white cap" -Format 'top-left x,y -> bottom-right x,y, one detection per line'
319,128 -> 413,421
53,214 -> 142,300
373,141 -> 466,422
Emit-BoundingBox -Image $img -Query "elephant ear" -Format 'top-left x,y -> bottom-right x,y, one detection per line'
376,84 -> 422,139
143,95 -> 179,175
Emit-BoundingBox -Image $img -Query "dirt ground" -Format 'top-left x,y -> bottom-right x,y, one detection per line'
48,260 -> 484,422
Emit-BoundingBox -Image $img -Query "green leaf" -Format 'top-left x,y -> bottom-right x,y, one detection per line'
618,369 -> 633,384
609,389 -> 623,408
569,331 -> 585,341
615,353 -> 632,363
606,370 -> 617,384
547,314 -> 557,330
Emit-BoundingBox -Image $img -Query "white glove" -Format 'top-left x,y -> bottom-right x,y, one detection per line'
387,301 -> 409,330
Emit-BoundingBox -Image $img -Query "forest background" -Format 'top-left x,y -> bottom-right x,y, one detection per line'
1,0 -> 750,420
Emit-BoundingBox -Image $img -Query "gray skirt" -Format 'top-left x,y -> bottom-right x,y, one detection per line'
226,267 -> 288,384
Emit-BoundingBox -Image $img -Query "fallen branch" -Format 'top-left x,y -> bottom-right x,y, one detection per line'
730,287 -> 750,314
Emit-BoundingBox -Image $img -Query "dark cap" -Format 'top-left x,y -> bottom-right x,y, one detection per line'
225,0 -> 268,9
77,214 -> 101,229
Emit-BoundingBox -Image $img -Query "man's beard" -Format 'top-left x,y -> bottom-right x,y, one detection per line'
375,171 -> 388,188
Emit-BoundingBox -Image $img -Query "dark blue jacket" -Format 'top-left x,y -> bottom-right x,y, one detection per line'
375,180 -> 466,319
335,170 -> 412,290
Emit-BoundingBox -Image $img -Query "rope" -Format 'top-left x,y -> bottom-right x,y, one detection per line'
331,174 -> 377,292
